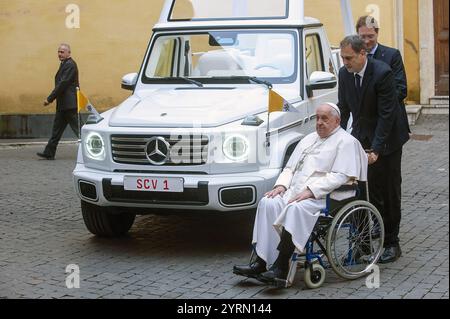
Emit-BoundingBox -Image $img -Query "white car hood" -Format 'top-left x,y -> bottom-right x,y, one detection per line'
109,87 -> 290,128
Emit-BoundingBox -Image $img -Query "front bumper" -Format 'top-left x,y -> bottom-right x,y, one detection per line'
73,163 -> 280,212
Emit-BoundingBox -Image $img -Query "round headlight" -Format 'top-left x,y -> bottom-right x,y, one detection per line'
223,134 -> 250,161
85,132 -> 105,160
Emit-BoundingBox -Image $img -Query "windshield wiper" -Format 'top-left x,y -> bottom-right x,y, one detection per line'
160,77 -> 204,87
209,76 -> 273,89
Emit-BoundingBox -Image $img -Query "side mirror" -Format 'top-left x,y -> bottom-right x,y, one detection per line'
121,73 -> 138,91
306,71 -> 337,98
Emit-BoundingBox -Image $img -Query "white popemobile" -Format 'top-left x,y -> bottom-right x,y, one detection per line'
73,0 -> 342,236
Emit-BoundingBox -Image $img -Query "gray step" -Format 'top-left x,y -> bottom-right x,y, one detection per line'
430,96 -> 449,105
406,105 -> 422,125
421,96 -> 449,115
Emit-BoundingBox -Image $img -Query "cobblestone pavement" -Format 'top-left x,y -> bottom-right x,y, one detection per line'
0,115 -> 448,299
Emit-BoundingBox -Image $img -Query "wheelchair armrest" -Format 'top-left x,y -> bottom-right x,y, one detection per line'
322,182 -> 359,217
333,183 -> 359,192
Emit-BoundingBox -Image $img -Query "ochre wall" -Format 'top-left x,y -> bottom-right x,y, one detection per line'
0,0 -> 164,114
305,0 -> 420,103
0,0 -> 420,114
305,0 -> 396,47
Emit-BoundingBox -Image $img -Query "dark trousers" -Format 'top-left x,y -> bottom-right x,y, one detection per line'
44,109 -> 79,157
368,148 -> 403,247
277,230 -> 295,260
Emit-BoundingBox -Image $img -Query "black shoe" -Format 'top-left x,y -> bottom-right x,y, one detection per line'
379,245 -> 402,264
257,266 -> 288,284
37,152 -> 54,160
233,257 -> 266,279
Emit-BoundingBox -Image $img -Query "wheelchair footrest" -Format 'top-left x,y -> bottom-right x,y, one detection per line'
274,278 -> 290,289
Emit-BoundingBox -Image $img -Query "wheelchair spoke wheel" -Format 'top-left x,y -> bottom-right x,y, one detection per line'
326,201 -> 384,280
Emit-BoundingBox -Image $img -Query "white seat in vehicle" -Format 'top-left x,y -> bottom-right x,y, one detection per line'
193,50 -> 242,76
254,37 -> 294,77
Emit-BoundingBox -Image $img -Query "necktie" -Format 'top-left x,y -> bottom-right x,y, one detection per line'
355,74 -> 362,100
368,53 -> 374,59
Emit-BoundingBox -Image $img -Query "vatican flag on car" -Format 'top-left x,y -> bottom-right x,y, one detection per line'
266,88 -> 297,147
268,88 -> 296,113
76,88 -> 101,118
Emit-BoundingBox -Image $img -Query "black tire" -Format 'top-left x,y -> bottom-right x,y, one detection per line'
81,201 -> 136,237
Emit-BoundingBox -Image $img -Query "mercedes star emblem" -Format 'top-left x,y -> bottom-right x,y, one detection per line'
145,137 -> 170,165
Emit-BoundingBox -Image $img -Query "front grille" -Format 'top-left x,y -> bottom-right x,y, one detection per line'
111,134 -> 209,166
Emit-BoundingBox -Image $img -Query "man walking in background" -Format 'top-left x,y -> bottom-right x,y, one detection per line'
37,43 -> 79,160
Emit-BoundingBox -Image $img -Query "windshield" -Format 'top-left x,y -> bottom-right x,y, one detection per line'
170,0 -> 289,21
143,30 -> 298,84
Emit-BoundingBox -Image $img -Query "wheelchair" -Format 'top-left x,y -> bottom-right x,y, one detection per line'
253,182 -> 384,289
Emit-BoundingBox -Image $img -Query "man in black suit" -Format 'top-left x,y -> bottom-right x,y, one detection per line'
338,35 -> 410,263
37,43 -> 80,160
356,15 -> 410,133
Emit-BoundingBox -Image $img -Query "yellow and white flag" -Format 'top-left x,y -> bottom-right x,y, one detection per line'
77,88 -> 101,117
268,88 -> 294,114
77,88 -> 89,112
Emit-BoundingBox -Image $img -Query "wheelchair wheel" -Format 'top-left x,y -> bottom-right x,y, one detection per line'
326,200 -> 384,280
304,263 -> 326,289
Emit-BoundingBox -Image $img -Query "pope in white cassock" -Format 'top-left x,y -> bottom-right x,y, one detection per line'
233,103 -> 368,284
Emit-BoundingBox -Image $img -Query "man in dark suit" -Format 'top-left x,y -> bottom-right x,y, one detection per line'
37,43 -> 80,160
338,35 -> 410,263
356,15 -> 410,133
